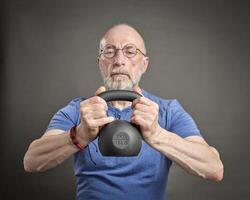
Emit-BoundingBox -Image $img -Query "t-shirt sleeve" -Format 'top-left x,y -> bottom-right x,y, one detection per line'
46,98 -> 83,132
168,99 -> 201,138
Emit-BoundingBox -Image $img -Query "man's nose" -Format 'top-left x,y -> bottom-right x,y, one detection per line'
113,49 -> 126,66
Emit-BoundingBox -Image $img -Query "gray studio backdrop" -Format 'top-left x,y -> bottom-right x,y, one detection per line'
1,0 -> 250,199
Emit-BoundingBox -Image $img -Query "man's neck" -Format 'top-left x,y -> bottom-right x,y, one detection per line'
108,85 -> 142,110
111,101 -> 132,111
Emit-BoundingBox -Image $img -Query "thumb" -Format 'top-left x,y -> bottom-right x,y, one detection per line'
132,85 -> 143,96
95,86 -> 106,96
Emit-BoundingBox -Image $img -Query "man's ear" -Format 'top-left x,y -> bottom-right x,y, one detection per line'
97,56 -> 102,72
141,56 -> 149,74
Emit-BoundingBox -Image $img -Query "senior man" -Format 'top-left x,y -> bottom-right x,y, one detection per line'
24,24 -> 224,200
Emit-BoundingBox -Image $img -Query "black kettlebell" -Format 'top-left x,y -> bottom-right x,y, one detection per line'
98,90 -> 142,156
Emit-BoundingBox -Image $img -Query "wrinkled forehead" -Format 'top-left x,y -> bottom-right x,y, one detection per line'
101,27 -> 145,50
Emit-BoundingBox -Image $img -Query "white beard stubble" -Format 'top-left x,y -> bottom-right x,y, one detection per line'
103,74 -> 142,91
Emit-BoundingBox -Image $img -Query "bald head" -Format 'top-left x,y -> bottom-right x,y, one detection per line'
99,24 -> 147,55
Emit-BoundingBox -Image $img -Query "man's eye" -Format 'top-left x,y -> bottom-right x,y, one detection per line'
125,50 -> 135,54
105,50 -> 114,54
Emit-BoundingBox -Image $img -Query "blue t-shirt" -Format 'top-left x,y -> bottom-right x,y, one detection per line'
47,89 -> 201,200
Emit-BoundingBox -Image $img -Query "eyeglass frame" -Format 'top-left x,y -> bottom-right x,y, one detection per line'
99,43 -> 146,59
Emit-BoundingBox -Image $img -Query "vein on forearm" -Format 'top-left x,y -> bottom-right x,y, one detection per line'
147,129 -> 218,177
30,132 -> 74,155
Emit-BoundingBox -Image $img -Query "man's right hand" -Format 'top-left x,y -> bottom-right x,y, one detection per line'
76,86 -> 114,145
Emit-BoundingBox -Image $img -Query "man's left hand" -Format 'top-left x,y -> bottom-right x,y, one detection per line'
131,86 -> 161,141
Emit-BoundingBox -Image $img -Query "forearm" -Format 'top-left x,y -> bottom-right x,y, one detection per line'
145,127 -> 223,181
23,131 -> 88,172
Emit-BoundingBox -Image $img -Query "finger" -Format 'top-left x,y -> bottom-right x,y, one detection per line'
81,102 -> 107,112
83,96 -> 107,106
132,97 -> 152,108
139,97 -> 153,106
131,114 -> 154,131
132,97 -> 143,108
132,85 -> 143,96
88,103 -> 108,111
95,86 -> 106,96
132,110 -> 154,121
92,116 -> 115,127
86,110 -> 107,119
131,115 -> 147,127
81,104 -> 108,119
133,103 -> 152,113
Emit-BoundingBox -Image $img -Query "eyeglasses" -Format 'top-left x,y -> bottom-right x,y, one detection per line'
99,44 -> 146,59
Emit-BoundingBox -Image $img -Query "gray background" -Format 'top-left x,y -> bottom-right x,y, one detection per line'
1,0 -> 250,199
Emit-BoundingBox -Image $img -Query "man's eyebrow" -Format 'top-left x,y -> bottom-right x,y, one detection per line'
105,45 -> 113,48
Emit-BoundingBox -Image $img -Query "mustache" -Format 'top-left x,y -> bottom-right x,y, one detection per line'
110,70 -> 130,77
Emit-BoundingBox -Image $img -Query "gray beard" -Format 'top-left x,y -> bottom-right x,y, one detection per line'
103,75 -> 142,91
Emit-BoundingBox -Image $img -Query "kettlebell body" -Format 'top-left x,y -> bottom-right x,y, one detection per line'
97,90 -> 142,156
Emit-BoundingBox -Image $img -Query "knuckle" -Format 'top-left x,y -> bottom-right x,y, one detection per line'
96,96 -> 105,103
101,117 -> 108,123
92,96 -> 100,101
80,106 -> 87,112
100,103 -> 107,110
82,114 -> 89,122
135,104 -> 140,110
80,109 -> 86,117
142,97 -> 148,103
152,110 -> 157,116
80,101 -> 87,108
133,110 -> 138,115
134,115 -> 139,121
100,110 -> 106,116
81,107 -> 93,117
80,103 -> 86,109
133,99 -> 138,105
98,118 -> 107,126
138,97 -> 143,103
88,96 -> 100,104
149,115 -> 154,122
95,104 -> 106,112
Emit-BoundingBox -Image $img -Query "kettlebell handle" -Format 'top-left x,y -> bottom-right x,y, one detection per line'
98,90 -> 142,102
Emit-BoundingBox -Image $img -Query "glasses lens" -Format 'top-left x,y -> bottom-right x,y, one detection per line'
103,45 -> 116,58
123,44 -> 137,58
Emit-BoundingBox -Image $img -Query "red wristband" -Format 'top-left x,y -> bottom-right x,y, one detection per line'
69,126 -> 85,150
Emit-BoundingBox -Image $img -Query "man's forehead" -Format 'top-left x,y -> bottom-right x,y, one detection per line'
103,35 -> 140,46
102,25 -> 144,47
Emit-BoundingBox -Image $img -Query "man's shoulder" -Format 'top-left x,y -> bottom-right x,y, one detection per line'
142,89 -> 176,110
59,97 -> 86,112
66,97 -> 86,106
